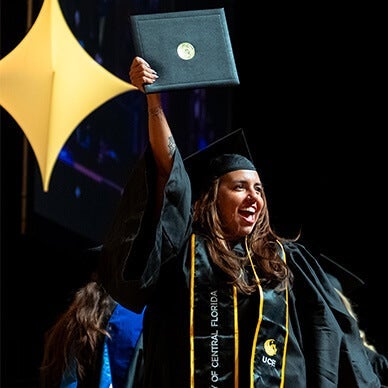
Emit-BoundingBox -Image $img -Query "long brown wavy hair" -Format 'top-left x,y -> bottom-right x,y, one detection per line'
39,281 -> 116,387
192,176 -> 296,294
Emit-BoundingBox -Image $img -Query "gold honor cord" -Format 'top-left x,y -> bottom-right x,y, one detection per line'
245,237 -> 265,388
190,234 -> 196,387
277,241 -> 289,388
245,237 -> 289,387
233,286 -> 239,387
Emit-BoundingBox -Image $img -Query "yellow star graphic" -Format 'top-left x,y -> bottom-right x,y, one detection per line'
0,0 -> 137,191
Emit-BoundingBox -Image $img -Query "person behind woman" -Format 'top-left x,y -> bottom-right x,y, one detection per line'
97,56 -> 382,387
336,287 -> 388,387
40,259 -> 144,387
321,253 -> 388,387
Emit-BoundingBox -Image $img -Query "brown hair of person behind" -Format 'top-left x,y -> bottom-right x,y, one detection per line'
40,281 -> 116,387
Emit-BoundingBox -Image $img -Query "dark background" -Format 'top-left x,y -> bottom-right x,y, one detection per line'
1,0 -> 386,387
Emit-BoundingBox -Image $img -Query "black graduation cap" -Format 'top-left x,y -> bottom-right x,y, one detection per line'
319,253 -> 365,295
184,128 -> 255,201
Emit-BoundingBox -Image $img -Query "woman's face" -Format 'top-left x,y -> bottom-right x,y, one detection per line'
216,169 -> 264,239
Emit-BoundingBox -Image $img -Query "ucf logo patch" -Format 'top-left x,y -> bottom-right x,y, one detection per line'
264,339 -> 277,356
262,338 -> 277,367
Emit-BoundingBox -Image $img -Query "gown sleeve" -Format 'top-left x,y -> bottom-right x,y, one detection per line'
284,242 -> 382,387
98,145 -> 192,312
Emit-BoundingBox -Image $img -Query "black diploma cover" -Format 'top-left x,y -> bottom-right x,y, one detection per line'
130,8 -> 240,93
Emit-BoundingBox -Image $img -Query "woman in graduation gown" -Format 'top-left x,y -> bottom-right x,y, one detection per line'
98,56 -> 382,387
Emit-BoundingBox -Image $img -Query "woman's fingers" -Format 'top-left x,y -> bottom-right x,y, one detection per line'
129,56 -> 159,92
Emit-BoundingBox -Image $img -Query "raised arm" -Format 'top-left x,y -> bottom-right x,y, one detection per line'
129,56 -> 176,213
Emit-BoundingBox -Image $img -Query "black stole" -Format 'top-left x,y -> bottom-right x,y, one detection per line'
189,234 -> 289,388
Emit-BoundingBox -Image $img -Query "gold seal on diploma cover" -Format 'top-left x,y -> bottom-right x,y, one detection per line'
177,42 -> 195,60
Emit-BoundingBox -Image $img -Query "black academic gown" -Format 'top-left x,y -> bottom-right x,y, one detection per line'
99,146 -> 382,388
